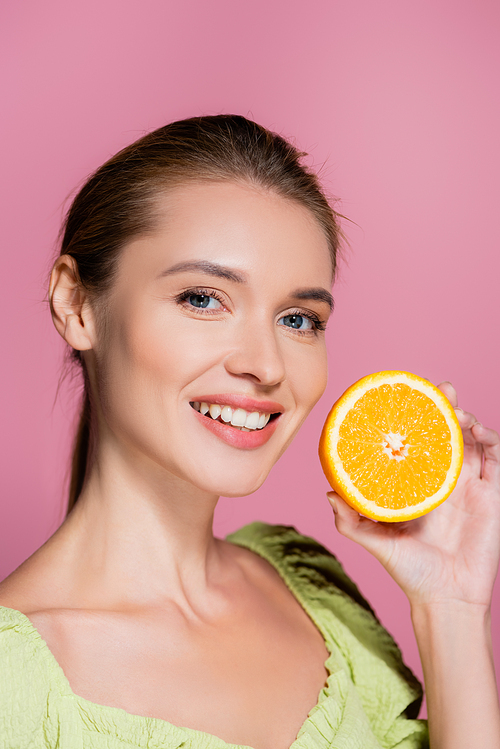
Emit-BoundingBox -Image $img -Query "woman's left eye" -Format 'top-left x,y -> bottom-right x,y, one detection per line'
278,314 -> 314,331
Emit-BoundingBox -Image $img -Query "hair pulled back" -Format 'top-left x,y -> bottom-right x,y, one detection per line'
59,114 -> 343,513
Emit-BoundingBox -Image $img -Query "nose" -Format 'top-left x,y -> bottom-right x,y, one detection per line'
224,316 -> 286,388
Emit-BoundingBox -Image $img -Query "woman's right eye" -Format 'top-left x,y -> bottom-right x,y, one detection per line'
186,293 -> 222,310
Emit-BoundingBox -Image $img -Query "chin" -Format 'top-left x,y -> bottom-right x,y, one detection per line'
182,458 -> 273,499
196,473 -> 270,499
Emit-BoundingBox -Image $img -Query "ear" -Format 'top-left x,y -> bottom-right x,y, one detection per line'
49,255 -> 95,351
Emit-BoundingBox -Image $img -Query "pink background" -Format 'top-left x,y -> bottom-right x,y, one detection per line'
1,0 -> 499,715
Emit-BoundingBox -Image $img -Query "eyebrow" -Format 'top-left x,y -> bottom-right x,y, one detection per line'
158,260 -> 247,283
158,259 -> 334,311
293,288 -> 334,312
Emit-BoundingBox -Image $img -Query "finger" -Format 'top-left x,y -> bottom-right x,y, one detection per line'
437,384 -> 482,472
438,381 -> 458,408
455,407 -> 483,474
437,382 -> 479,449
455,407 -> 479,433
471,423 -> 500,484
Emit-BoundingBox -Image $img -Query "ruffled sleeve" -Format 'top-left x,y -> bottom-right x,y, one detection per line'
0,606 -> 82,748
227,523 -> 429,749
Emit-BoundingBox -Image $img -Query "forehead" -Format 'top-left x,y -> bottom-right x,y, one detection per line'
122,180 -> 333,286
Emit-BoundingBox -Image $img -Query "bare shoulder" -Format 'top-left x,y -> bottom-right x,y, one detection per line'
0,542 -> 63,618
0,559 -> 83,672
0,565 -> 36,614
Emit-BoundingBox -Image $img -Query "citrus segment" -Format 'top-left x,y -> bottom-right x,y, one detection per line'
319,371 -> 463,521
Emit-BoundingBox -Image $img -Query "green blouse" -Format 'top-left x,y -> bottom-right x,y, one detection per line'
0,522 -> 429,748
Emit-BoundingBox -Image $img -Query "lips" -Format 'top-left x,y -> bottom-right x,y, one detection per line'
191,401 -> 273,431
190,395 -> 283,449
191,394 -> 284,414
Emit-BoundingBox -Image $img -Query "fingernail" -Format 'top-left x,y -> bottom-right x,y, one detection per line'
474,421 -> 483,428
327,495 -> 338,514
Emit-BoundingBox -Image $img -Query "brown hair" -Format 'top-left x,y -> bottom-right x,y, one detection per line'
58,114 -> 343,513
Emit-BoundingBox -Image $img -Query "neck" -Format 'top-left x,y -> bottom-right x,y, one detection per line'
48,438 -> 224,611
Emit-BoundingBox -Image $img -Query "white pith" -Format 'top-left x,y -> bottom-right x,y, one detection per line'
382,431 -> 409,461
191,402 -> 272,431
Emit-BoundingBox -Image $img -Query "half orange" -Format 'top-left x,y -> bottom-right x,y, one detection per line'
319,371 -> 464,522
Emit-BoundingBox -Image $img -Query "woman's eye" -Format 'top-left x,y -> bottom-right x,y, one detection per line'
278,314 -> 314,331
187,293 -> 222,310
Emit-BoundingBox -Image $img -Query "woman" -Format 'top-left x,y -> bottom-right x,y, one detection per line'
0,115 -> 499,749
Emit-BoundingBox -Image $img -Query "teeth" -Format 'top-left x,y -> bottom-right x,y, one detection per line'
231,408 -> 247,427
209,404 -> 221,420
220,406 -> 233,423
192,401 -> 275,430
245,411 -> 260,430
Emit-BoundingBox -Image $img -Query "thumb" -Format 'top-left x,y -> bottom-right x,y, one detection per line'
326,491 -> 397,562
326,490 -> 355,518
326,491 -> 366,538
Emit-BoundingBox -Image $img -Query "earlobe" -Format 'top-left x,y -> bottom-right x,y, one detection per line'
49,255 -> 94,351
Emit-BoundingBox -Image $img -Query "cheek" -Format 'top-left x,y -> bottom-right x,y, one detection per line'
107,306 -> 226,399
285,342 -> 328,413
91,308 -> 201,460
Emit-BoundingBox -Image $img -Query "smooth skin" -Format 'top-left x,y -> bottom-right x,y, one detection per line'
0,180 -> 499,749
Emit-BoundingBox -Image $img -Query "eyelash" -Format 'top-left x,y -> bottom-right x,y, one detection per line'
175,287 -> 227,314
286,308 -> 327,334
175,287 -> 327,334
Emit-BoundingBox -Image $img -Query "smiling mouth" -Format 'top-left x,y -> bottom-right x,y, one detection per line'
190,401 -> 280,431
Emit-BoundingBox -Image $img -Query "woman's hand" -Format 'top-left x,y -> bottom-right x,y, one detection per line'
330,382 -> 500,747
327,382 -> 500,608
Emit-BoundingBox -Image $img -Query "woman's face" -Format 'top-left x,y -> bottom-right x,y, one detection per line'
90,181 -> 333,497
